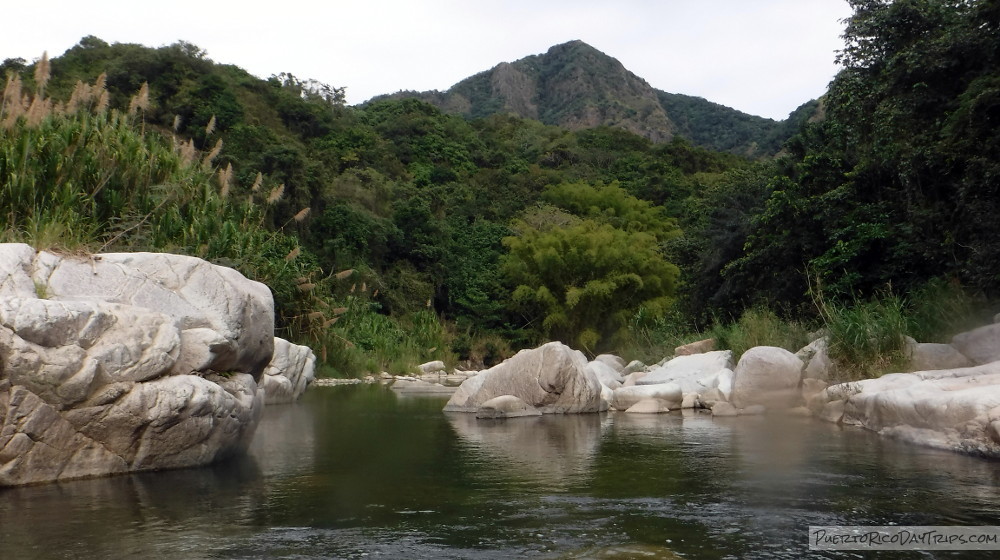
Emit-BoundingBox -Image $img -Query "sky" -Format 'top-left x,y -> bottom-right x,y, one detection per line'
2,1 -> 852,121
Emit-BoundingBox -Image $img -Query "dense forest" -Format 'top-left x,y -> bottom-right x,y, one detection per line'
1,0 -> 997,378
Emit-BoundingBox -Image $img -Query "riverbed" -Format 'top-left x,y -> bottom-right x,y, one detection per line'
2,384 -> 999,559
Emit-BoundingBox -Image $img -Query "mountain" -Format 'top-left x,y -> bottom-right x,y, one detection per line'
375,40 -> 813,157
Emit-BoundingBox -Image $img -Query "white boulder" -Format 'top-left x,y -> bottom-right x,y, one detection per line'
816,363 -> 1000,456
951,323 -> 1000,365
588,360 -> 624,389
260,337 -> 316,404
594,354 -> 626,372
904,337 -> 974,371
796,337 -> 835,381
444,342 -> 605,414
730,346 -> 803,409
0,244 -> 292,487
637,350 -> 733,395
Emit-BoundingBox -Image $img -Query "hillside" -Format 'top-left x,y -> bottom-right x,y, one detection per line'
377,40 -> 807,156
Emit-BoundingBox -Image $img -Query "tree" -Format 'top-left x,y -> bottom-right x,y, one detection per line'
502,210 -> 679,353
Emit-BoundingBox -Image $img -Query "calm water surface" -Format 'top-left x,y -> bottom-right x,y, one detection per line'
3,384 -> 1000,559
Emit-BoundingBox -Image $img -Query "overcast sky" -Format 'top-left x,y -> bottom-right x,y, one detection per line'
2,1 -> 852,121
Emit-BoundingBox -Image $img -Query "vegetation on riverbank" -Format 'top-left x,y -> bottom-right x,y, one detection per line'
2,0 -> 997,379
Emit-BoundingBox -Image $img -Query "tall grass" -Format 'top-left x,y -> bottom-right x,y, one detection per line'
709,306 -> 811,360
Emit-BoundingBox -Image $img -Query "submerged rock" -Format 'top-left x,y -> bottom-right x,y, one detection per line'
624,398 -> 671,414
444,342 -> 605,414
611,383 -> 682,411
475,395 -> 542,419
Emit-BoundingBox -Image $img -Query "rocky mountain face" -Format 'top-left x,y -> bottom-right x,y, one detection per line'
377,40 -> 812,156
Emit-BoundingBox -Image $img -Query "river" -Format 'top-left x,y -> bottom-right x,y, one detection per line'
2,384 -> 1000,559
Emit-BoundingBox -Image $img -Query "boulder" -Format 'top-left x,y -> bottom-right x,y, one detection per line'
0,245 -> 288,487
730,346 -> 803,409
637,350 -> 733,394
475,395 -> 542,419
418,360 -> 447,375
594,354 -> 626,373
588,360 -> 624,389
260,337 -> 316,404
624,398 -> 671,414
681,393 -> 700,409
801,378 -> 828,408
796,337 -> 835,381
674,338 -> 716,356
611,383 -> 682,411
622,360 -> 648,376
443,342 -> 605,414
815,362 -> 1000,456
34,250 -> 275,379
951,323 -> 1000,365
904,337 -> 974,371
716,368 -> 734,401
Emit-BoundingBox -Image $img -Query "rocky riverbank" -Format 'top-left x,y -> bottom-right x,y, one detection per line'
0,244 -> 315,487
442,320 -> 1000,458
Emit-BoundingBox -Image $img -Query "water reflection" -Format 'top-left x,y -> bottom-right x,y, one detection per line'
446,412 -> 607,490
3,385 -> 1000,560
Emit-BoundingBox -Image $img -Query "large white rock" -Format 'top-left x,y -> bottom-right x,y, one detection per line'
444,342 -> 606,414
260,337 -> 316,404
587,360 -> 624,389
951,323 -> 1000,365
637,350 -> 733,395
594,354 -> 626,373
796,337 -> 835,381
34,250 -> 275,378
903,336 -> 974,371
730,346 -> 803,409
0,244 -> 287,487
816,363 -> 1000,456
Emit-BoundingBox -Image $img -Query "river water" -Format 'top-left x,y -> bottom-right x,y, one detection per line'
3,384 -> 1000,559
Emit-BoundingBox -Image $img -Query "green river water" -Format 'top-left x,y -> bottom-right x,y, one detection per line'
2,384 -> 1000,559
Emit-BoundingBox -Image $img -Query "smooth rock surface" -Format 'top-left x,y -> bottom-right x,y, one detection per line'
951,323 -> 1000,365
637,351 -> 733,395
588,360 -> 624,389
260,337 -> 316,404
594,354 -> 626,373
816,362 -> 1000,456
444,342 -> 605,414
0,244 -> 282,487
904,337 -> 974,371
730,346 -> 803,409
624,398 -> 671,414
475,395 -> 542,419
611,383 -> 683,411
796,337 -> 835,381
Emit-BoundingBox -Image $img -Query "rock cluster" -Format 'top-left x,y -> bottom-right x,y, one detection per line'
0,244 -> 314,486
444,312 -> 1000,460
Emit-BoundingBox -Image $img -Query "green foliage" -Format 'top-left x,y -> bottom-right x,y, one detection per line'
709,307 -> 811,361
817,290 -> 912,381
503,215 -> 679,353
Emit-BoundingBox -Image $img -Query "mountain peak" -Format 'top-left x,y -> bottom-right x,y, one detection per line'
375,42 -> 803,155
